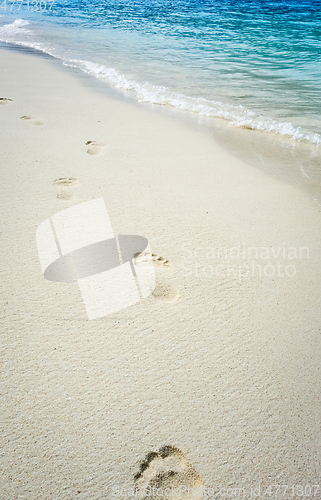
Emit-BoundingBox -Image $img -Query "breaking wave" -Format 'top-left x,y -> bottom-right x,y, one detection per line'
0,19 -> 320,147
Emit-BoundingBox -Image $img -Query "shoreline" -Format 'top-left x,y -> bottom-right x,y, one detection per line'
2,39 -> 321,207
1,45 -> 320,498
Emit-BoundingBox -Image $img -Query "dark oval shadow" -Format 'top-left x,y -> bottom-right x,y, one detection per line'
44,235 -> 149,282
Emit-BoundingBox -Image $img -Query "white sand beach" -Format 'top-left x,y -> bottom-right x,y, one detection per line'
0,47 -> 320,499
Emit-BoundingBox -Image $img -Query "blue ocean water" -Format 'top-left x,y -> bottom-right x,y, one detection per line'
1,0 -> 321,145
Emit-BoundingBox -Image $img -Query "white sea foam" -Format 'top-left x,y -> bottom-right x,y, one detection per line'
0,19 -> 30,32
0,20 -> 57,56
0,22 -> 320,147
73,60 -> 321,147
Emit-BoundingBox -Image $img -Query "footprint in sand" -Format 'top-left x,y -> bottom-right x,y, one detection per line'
134,445 -> 204,500
151,253 -> 171,268
134,251 -> 179,302
152,281 -> 180,303
86,140 -> 106,155
54,177 -> 79,200
152,253 -> 179,302
20,115 -> 44,126
0,98 -> 13,105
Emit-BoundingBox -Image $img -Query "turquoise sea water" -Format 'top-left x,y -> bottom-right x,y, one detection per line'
1,0 -> 321,145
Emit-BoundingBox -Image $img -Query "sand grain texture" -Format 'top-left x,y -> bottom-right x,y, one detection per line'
0,47 -> 320,500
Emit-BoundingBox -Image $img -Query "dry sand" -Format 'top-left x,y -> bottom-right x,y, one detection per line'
0,46 -> 320,499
